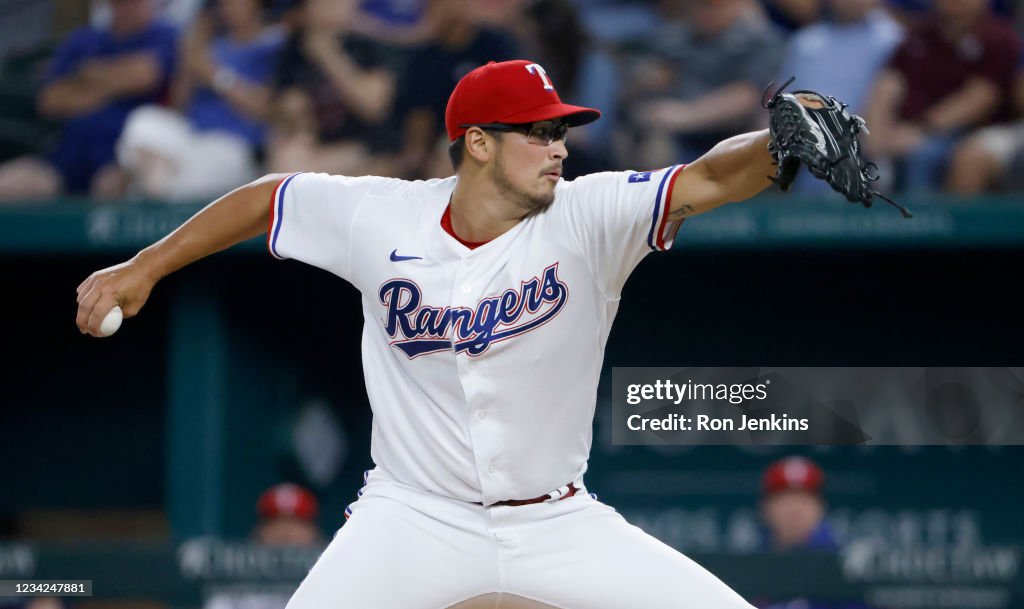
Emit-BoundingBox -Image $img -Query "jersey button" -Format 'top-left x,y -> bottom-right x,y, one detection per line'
461,283 -> 472,294
465,258 -> 475,267
488,463 -> 497,473
477,411 -> 487,420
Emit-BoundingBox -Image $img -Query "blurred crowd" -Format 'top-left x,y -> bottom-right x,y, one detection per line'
0,0 -> 1022,204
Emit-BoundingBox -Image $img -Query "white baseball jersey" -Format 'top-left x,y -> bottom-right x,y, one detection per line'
267,166 -> 685,506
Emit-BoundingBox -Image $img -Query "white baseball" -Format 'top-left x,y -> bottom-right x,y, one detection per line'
99,306 -> 123,337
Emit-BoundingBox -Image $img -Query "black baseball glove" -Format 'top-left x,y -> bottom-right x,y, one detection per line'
763,78 -> 912,218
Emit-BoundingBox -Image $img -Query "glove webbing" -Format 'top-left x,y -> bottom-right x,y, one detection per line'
762,78 -> 913,219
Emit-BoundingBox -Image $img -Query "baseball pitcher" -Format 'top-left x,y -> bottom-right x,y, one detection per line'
76,60 -> 900,608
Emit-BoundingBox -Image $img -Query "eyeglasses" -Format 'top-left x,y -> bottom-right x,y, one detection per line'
460,121 -> 569,146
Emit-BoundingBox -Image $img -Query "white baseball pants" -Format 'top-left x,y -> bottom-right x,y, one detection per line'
286,472 -> 754,609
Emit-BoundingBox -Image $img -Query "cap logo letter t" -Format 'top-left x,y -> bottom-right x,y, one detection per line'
525,63 -> 554,91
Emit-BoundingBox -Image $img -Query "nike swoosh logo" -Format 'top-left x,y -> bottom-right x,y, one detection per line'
390,249 -> 423,262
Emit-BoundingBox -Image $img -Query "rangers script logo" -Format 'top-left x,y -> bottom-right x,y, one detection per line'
379,263 -> 569,358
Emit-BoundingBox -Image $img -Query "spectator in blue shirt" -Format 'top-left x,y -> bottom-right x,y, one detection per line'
777,0 -> 904,194
116,0 -> 283,201
760,456 -> 839,552
0,0 -> 177,201
756,459 -> 881,609
178,0 -> 284,151
781,0 -> 904,114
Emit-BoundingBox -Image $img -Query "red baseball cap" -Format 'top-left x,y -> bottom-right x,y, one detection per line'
445,59 -> 601,141
257,483 -> 319,520
762,456 -> 824,496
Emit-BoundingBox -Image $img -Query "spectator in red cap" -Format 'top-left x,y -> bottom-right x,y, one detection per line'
254,482 -> 323,546
202,486 -> 323,609
760,456 -> 838,552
